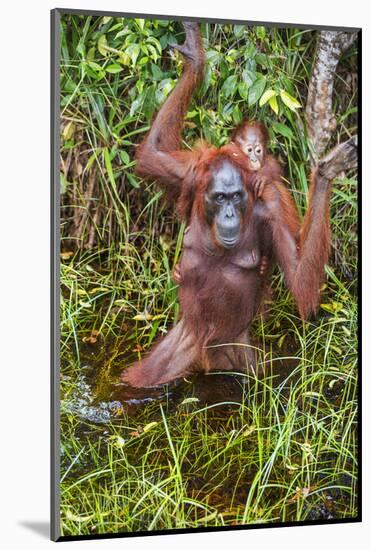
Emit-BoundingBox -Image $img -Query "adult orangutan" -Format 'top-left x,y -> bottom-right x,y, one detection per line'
122,22 -> 357,388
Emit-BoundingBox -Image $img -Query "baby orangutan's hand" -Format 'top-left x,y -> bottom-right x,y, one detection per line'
172,263 -> 182,284
253,175 -> 268,199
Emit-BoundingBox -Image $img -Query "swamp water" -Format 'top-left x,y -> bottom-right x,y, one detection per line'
60,332 -> 356,532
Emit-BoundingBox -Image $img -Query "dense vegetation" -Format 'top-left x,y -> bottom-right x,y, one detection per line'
59,15 -> 358,537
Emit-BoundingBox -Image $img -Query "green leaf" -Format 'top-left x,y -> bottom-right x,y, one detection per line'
98,34 -> 109,57
63,140 -> 75,149
255,53 -> 268,68
320,301 -> 343,313
126,43 -> 140,66
105,63 -> 123,73
159,32 -> 172,50
206,49 -> 221,66
143,421 -> 158,432
242,68 -> 256,87
222,102 -> 233,120
85,61 -> 105,80
272,121 -> 294,140
269,94 -> 279,115
104,147 -> 116,188
146,44 -> 159,62
136,79 -> 144,94
256,26 -> 266,39
259,89 -> 276,107
221,75 -> 238,98
233,25 -> 245,38
147,36 -> 162,55
114,28 -> 131,40
62,121 -> 75,140
151,62 -> 163,80
232,104 -> 242,125
342,325 -> 351,337
138,56 -> 149,68
86,46 -> 95,62
244,42 -> 257,61
238,82 -> 248,100
130,95 -> 143,117
280,89 -> 301,111
76,41 -> 85,57
120,150 -> 130,165
117,51 -> 130,66
142,84 -> 157,119
86,150 -> 99,172
60,172 -> 69,194
248,76 -> 266,106
87,61 -> 103,72
155,78 -> 175,104
127,172 -> 140,188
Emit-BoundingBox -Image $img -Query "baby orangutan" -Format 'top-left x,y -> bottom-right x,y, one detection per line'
230,120 -> 284,195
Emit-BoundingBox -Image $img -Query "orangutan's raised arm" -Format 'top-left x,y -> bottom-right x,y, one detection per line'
259,137 -> 357,319
134,22 -> 205,199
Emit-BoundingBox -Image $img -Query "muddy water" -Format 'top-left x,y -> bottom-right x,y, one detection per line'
63,337 -> 258,423
62,331 -> 301,425
61,333 -> 355,522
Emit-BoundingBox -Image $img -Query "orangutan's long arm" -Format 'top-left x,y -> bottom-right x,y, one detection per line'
135,22 -> 205,197
260,137 -> 357,319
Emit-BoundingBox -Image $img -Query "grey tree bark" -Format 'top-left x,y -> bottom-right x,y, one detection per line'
305,30 -> 358,169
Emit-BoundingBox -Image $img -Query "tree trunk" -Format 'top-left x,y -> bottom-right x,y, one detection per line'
305,30 -> 358,165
